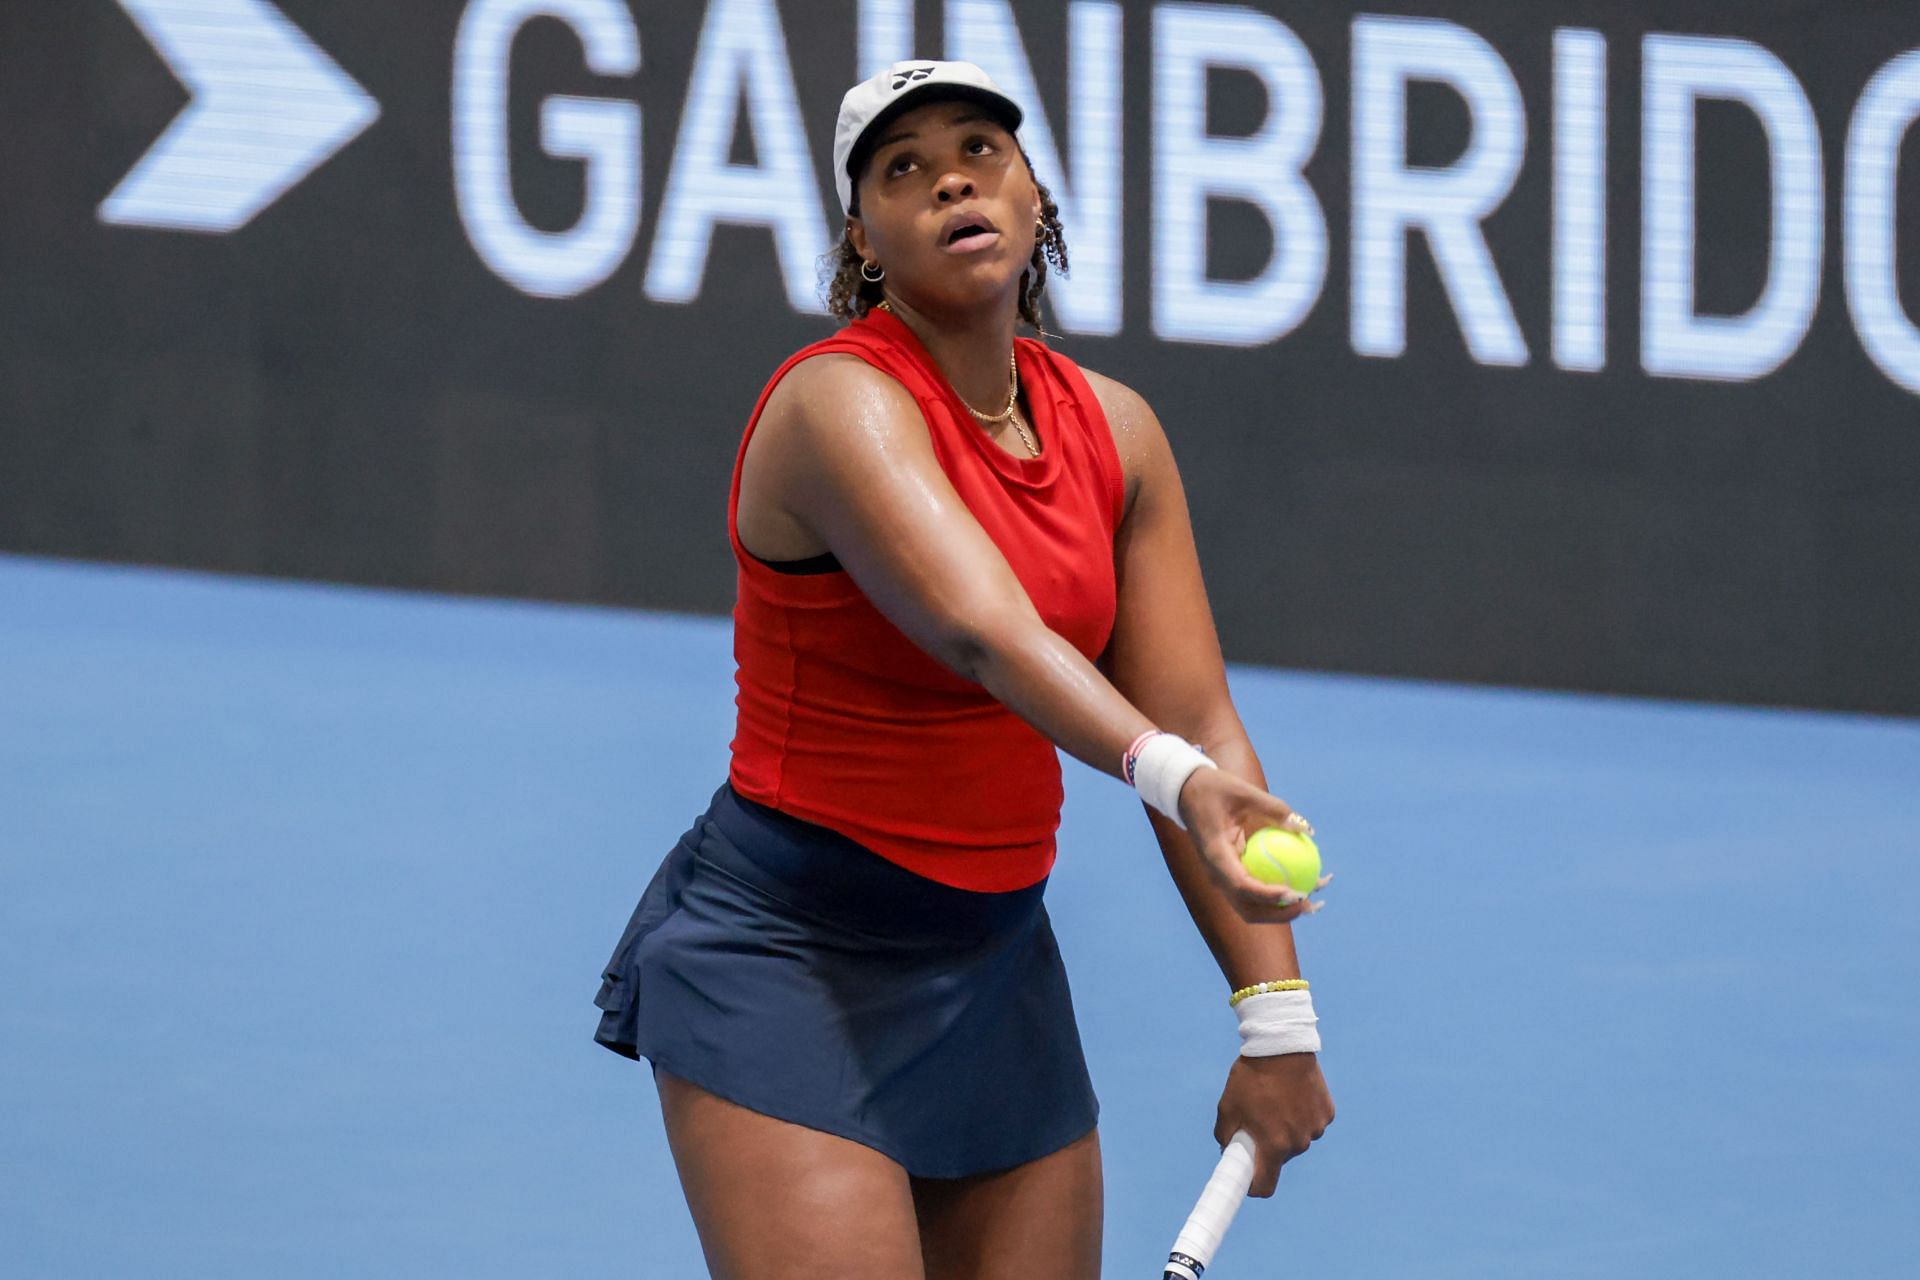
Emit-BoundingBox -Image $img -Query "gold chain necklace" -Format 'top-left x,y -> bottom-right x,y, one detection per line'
1003,405 -> 1040,457
877,299 -> 1038,457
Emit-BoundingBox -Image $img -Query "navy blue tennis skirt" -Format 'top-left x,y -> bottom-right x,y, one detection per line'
592,781 -> 1098,1179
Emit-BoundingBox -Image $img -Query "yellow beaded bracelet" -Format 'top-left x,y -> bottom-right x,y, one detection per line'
1228,979 -> 1310,1007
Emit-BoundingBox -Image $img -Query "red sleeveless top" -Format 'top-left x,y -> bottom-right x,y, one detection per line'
725,307 -> 1125,892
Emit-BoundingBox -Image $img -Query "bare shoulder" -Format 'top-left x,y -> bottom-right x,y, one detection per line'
738,352 -> 929,559
743,349 -> 931,506
762,350 -> 920,447
1075,364 -> 1170,512
746,351 -> 918,493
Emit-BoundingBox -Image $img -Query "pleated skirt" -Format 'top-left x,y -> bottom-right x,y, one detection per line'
592,782 -> 1099,1178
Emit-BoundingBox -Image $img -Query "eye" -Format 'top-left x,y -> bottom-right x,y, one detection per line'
885,154 -> 916,177
966,135 -> 996,155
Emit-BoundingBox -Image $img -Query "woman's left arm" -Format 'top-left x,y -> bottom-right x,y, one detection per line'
1087,368 -> 1334,1196
1088,367 -> 1309,987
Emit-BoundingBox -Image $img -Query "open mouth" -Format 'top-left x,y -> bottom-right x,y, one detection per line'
936,214 -> 998,255
940,212 -> 1000,252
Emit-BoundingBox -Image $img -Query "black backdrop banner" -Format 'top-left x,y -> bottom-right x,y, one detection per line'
5,0 -> 1917,715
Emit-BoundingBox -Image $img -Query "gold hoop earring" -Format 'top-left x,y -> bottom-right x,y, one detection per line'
860,259 -> 885,283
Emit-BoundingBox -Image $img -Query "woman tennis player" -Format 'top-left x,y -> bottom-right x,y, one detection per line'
594,61 -> 1334,1279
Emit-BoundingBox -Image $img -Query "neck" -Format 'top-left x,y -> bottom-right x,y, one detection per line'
876,291 -> 1020,415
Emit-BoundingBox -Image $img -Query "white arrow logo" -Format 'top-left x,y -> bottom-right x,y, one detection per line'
100,0 -> 380,233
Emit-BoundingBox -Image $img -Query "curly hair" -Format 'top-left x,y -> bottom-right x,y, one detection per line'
821,143 -> 1069,333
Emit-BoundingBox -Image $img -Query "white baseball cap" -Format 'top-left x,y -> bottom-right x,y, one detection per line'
832,60 -> 1024,214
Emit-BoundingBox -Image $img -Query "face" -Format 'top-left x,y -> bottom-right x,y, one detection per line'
847,101 -> 1041,315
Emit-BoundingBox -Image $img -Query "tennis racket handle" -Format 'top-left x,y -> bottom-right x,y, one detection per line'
1163,1130 -> 1257,1280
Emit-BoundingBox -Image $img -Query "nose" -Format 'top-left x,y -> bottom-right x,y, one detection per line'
934,171 -> 975,203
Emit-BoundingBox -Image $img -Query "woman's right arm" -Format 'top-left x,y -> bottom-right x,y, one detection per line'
751,354 -> 1304,919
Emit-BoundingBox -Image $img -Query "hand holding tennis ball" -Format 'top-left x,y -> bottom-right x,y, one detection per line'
1242,825 -> 1323,899
1175,768 -> 1326,916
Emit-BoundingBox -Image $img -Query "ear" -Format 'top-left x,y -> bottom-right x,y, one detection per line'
846,216 -> 870,260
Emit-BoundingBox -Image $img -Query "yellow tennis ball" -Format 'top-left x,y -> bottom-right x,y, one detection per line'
1241,826 -> 1321,896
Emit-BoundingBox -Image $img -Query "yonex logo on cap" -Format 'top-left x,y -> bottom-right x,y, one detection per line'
890,66 -> 935,91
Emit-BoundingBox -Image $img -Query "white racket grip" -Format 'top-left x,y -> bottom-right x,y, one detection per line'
1163,1130 -> 1257,1280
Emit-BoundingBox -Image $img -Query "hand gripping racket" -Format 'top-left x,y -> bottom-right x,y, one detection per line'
1162,1130 -> 1256,1279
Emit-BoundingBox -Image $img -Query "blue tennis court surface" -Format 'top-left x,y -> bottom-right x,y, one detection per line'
3,551 -> 1916,1277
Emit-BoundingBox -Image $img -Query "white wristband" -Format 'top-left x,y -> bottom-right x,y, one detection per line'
1130,733 -> 1216,830
1235,989 -> 1321,1057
